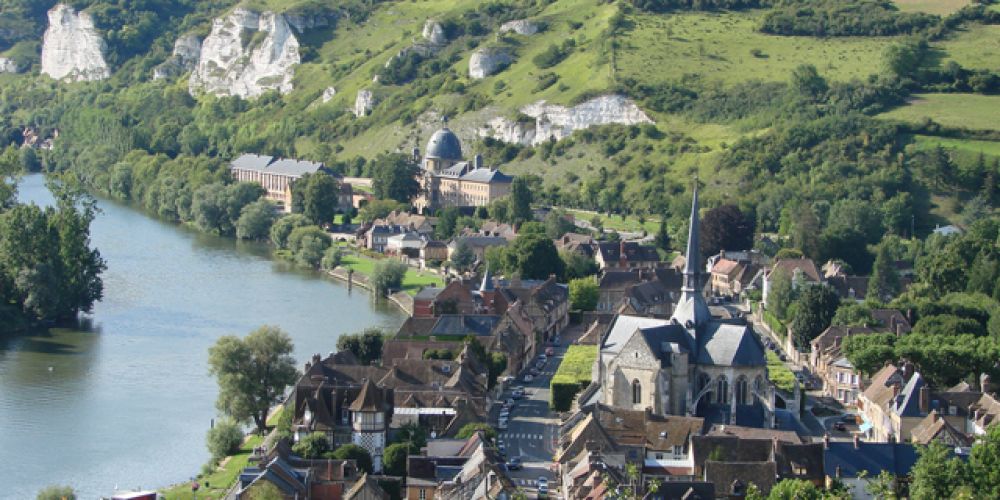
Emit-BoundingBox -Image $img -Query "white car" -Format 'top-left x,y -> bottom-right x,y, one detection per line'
523,374 -> 534,383
499,410 -> 510,420
537,477 -> 549,498
498,418 -> 508,430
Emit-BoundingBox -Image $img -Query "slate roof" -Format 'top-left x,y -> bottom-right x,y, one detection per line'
231,153 -> 275,170
430,315 -> 500,337
861,364 -> 904,409
230,153 -> 328,177
349,379 -> 389,412
425,127 -> 463,160
707,424 -> 802,443
696,322 -> 766,367
461,168 -> 513,183
893,372 -> 926,417
775,441 -> 825,482
768,258 -> 822,283
910,411 -> 973,446
596,241 -> 660,264
824,442 -> 919,478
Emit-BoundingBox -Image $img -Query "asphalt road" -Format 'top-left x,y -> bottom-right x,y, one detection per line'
497,343 -> 565,497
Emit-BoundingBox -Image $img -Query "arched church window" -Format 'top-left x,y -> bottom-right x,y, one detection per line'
717,376 -> 729,405
754,376 -> 764,394
697,373 -> 711,393
632,379 -> 642,405
736,376 -> 749,406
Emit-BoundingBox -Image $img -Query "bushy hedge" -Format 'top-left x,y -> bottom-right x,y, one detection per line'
549,345 -> 598,411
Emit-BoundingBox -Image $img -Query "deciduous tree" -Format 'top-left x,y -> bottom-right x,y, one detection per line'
569,277 -> 599,311
208,326 -> 299,434
790,284 -> 841,349
701,204 -> 755,256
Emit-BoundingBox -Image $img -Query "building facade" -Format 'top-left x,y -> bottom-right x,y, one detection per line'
230,154 -> 335,212
413,123 -> 513,213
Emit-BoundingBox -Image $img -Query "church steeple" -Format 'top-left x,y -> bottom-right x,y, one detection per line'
682,182 -> 700,294
671,181 -> 711,331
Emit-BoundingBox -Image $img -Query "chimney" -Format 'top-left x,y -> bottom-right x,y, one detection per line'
919,385 -> 930,414
981,373 -> 993,393
835,465 -> 842,479
896,322 -> 904,337
474,153 -> 483,170
902,362 -> 914,382
619,240 -> 628,267
720,249 -> 725,260
313,353 -> 322,364
823,433 -> 830,449
305,361 -> 312,371
892,382 -> 901,398
853,434 -> 861,449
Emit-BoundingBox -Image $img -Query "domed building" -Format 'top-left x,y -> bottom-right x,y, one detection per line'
414,119 -> 514,213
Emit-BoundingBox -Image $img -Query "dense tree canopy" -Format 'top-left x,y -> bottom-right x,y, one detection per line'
207,325 -> 299,434
700,204 -> 755,256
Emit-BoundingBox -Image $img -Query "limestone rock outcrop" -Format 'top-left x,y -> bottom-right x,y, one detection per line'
322,87 -> 336,103
480,95 -> 653,146
355,89 -> 375,117
422,20 -> 447,45
40,4 -> 110,82
189,8 -> 301,99
0,57 -> 18,73
153,35 -> 202,80
469,47 -> 513,79
499,19 -> 539,36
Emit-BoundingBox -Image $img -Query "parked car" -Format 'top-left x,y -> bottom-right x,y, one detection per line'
507,456 -> 523,471
545,347 -> 555,357
512,387 -> 526,398
499,410 -> 510,421
498,418 -> 508,430
529,367 -> 540,376
523,374 -> 534,383
537,477 -> 549,498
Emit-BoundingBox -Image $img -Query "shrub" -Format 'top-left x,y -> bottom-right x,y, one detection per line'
456,422 -> 497,441
36,486 -> 76,500
206,418 -> 244,460
293,432 -> 331,459
550,345 -> 598,411
383,442 -> 409,476
321,246 -> 344,270
370,259 -> 407,295
331,443 -> 373,473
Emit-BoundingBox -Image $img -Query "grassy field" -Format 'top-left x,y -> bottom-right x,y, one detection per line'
937,23 -> 1000,71
877,93 -> 1000,131
619,11 -> 896,86
564,208 -> 660,234
893,0 -> 971,15
911,135 -> 1000,157
552,345 -> 598,386
160,434 -> 264,500
767,351 -> 796,393
340,253 -> 443,295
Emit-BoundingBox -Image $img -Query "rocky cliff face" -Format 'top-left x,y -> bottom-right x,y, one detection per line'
355,89 -> 375,117
0,58 -> 18,73
189,8 -> 301,99
153,35 -> 202,80
499,19 -> 539,36
480,95 -> 653,146
40,4 -> 110,82
469,47 -> 513,79
422,20 -> 447,45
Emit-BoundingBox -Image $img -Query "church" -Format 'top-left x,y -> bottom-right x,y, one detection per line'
413,120 -> 514,213
596,186 -> 774,426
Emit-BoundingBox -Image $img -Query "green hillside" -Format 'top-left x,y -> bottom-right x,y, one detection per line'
0,0 -> 994,260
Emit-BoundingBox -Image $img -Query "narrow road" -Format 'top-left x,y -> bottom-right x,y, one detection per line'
498,341 -> 566,497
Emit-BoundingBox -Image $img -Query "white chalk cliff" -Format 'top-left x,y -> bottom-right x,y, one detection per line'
499,19 -> 539,36
153,35 -> 202,80
355,89 -> 375,117
480,95 -> 653,146
0,58 -> 18,73
422,20 -> 447,45
189,8 -> 301,99
469,47 -> 513,79
40,4 -> 110,82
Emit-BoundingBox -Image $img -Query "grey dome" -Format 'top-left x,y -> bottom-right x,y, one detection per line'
425,127 -> 463,160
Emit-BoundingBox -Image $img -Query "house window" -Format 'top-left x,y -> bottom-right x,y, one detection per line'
655,453 -> 664,459
419,488 -> 426,500
632,380 -> 642,405
717,377 -> 729,405
674,445 -> 683,456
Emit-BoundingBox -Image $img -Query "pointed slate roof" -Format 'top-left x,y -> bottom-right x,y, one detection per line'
696,322 -> 767,367
348,379 -> 387,412
673,184 -> 711,329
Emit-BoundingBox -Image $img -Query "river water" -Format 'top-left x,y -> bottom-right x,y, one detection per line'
0,174 -> 404,499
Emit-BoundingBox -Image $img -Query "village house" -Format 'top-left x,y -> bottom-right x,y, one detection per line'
365,224 -> 406,253
385,232 -> 426,257
822,437 -> 919,500
809,310 -> 911,405
690,430 -> 824,497
289,347 -> 491,473
404,431 -> 515,500
446,235 -> 507,263
419,240 -> 448,267
762,258 -> 823,308
594,240 -> 661,270
709,258 -> 762,300
492,276 -> 570,342
857,364 -> 931,442
412,280 -> 476,317
230,154 -> 340,213
235,444 -> 365,500
596,268 -> 682,314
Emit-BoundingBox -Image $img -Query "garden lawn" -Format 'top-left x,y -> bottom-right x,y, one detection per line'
160,434 -> 264,500
340,253 -> 442,295
877,94 -> 1000,131
564,209 -> 660,235
767,351 -> 796,393
552,345 -> 598,386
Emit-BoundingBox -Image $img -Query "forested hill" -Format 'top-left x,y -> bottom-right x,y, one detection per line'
0,0 -> 997,274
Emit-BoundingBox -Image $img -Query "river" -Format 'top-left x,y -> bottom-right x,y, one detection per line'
0,174 -> 404,499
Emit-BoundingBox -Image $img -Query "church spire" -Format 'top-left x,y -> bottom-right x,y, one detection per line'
682,181 -> 700,293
